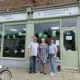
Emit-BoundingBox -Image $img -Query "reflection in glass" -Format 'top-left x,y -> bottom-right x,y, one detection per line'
61,17 -> 77,27
34,22 -> 61,60
3,24 -> 26,58
63,31 -> 76,51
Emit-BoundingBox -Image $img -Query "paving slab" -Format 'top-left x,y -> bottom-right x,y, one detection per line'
8,68 -> 80,80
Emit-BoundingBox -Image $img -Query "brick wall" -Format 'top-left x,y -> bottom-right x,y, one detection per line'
54,0 -> 77,6
0,0 -> 78,12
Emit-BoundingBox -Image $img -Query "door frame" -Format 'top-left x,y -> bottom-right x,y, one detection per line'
60,27 -> 79,69
0,31 -> 3,58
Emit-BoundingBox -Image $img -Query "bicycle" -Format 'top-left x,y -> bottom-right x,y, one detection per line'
0,65 -> 12,80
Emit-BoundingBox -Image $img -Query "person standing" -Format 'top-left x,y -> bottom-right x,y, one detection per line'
28,37 -> 38,74
38,38 -> 48,75
49,39 -> 58,75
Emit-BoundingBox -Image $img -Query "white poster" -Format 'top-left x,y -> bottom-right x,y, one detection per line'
56,40 -> 60,46
66,36 -> 72,40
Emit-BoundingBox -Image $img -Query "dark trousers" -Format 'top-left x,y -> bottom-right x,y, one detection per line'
29,56 -> 36,73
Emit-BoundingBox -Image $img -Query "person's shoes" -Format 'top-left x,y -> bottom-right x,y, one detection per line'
44,72 -> 47,75
40,71 -> 43,73
34,71 -> 37,73
29,72 -> 32,75
50,72 -> 56,76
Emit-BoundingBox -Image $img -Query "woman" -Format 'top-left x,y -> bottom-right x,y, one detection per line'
49,39 -> 58,75
38,38 -> 48,75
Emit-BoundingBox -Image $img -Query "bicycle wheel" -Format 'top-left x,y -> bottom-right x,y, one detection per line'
0,71 -> 12,80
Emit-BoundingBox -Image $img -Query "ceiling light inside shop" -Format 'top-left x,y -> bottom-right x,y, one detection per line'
10,29 -> 18,31
23,33 -> 26,35
23,28 -> 26,31
51,27 -> 59,30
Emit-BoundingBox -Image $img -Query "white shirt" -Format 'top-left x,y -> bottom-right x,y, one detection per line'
28,42 -> 38,56
49,44 -> 58,54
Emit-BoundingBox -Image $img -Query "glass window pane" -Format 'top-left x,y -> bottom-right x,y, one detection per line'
63,31 -> 76,51
34,22 -> 60,34
3,24 -> 26,58
61,17 -> 77,27
34,22 -> 61,60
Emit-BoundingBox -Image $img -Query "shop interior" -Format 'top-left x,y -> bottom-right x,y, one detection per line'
1,24 -> 26,58
63,30 -> 76,51
34,22 -> 60,60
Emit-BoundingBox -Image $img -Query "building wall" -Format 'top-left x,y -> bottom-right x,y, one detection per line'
0,0 -> 78,12
0,0 -> 79,71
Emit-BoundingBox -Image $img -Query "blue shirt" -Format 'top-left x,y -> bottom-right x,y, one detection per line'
49,44 -> 58,54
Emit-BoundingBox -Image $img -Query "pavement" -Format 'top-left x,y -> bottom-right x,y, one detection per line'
9,68 -> 80,80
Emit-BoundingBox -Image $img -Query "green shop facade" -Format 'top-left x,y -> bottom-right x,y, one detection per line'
0,4 -> 80,72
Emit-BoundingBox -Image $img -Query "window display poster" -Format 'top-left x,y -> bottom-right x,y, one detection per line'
66,36 -> 72,40
56,40 -> 60,46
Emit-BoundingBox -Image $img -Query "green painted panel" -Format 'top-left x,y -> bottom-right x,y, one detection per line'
62,51 -> 78,68
77,16 -> 80,70
25,22 -> 34,68
33,18 -> 60,24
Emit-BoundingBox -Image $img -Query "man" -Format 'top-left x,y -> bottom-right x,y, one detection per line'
28,37 -> 38,74
49,39 -> 58,75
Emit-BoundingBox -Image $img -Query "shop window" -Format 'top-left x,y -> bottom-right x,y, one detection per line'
3,24 -> 26,58
63,31 -> 76,51
61,17 -> 77,27
34,22 -> 61,60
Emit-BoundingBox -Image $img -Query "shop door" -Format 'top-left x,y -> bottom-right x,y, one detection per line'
61,28 -> 78,69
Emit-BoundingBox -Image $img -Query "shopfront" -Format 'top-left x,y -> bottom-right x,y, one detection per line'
32,6 -> 80,71
0,6 -> 79,71
0,12 -> 28,68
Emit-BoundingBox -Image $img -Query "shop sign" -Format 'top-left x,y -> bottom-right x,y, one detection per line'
0,13 -> 27,22
33,7 -> 79,19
